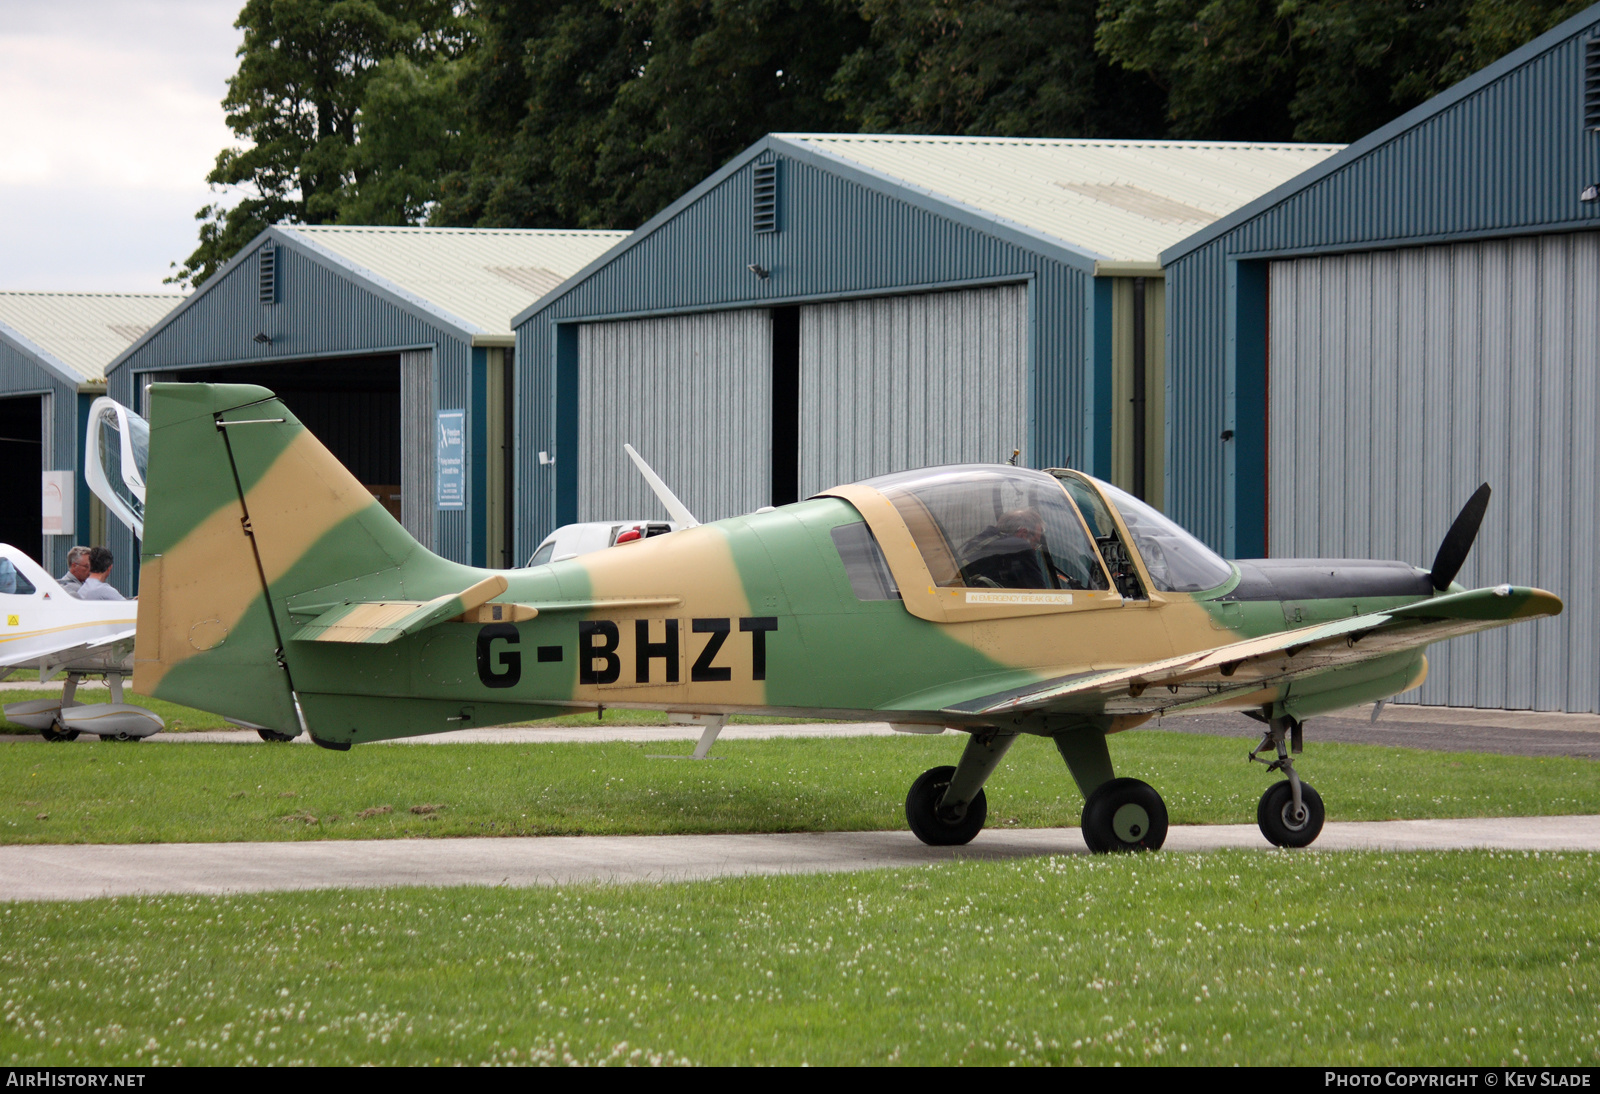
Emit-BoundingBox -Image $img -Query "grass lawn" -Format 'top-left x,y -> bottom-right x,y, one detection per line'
2,731 -> 1598,845
2,850 -> 1595,1065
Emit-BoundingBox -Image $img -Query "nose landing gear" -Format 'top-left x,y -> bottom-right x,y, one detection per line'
1250,715 -> 1326,848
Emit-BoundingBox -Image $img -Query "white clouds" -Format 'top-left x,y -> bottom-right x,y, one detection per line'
0,1 -> 243,290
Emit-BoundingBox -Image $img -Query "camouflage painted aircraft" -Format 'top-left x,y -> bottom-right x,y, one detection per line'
133,383 -> 1561,852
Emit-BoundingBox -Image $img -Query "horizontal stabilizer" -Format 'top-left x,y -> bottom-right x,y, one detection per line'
292,575 -> 512,645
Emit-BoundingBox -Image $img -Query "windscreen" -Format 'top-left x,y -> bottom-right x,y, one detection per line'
860,466 -> 1108,591
1095,480 -> 1234,593
95,405 -> 145,523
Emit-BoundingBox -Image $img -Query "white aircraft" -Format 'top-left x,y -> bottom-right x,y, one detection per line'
0,398 -> 163,740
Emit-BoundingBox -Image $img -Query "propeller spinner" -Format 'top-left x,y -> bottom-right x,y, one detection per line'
1429,483 -> 1492,591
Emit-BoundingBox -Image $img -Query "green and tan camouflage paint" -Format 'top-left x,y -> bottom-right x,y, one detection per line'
136,384 -> 1560,748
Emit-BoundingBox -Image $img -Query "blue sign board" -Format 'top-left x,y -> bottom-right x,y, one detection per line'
436,409 -> 466,510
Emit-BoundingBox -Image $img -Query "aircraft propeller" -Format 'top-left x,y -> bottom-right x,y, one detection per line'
1428,483 -> 1492,591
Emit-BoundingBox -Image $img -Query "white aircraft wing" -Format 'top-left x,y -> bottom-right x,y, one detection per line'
0,546 -> 138,675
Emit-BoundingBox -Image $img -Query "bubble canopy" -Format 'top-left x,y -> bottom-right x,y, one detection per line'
845,464 -> 1234,602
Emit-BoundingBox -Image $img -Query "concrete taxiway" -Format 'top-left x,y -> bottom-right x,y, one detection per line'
3,816 -> 1597,902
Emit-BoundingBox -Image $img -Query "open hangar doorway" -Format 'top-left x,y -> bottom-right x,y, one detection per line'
0,394 -> 43,563
143,355 -> 402,524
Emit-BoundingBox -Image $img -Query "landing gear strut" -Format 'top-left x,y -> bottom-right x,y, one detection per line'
1250,715 -> 1325,847
1056,728 -> 1168,852
904,730 -> 1015,846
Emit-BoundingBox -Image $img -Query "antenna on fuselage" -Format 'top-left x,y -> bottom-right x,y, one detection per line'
623,444 -> 700,528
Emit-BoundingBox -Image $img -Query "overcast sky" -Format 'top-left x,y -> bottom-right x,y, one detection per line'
0,1 -> 241,294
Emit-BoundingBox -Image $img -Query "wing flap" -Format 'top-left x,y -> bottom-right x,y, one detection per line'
943,585 -> 1561,719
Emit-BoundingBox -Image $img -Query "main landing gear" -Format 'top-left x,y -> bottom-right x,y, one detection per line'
902,726 -> 1171,852
1249,715 -> 1326,848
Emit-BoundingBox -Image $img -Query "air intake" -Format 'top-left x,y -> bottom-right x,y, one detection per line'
753,162 -> 778,233
1587,36 -> 1600,131
259,245 -> 277,305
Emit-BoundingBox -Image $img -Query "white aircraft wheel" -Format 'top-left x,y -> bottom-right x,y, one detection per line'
905,765 -> 987,846
1081,777 -> 1169,853
1257,780 -> 1325,848
98,733 -> 140,743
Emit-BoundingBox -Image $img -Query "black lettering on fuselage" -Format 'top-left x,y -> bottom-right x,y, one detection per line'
578,620 -> 622,685
476,623 -> 522,688
635,618 -> 680,683
574,617 -> 778,685
691,618 -> 732,681
740,616 -> 778,681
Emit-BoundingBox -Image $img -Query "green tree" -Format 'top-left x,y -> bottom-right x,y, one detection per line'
1095,0 -> 1593,143
829,0 -> 1167,138
172,0 -> 470,288
432,0 -> 874,230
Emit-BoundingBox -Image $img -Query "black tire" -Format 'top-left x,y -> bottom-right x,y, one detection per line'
257,728 -> 297,742
39,721 -> 79,743
1081,777 -> 1169,853
905,765 -> 988,846
99,733 -> 139,742
1257,780 -> 1325,848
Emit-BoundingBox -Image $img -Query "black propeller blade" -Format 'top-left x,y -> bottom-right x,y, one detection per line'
1429,483 -> 1492,591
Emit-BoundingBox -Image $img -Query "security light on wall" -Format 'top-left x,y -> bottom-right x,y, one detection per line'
748,263 -> 769,280
253,332 -> 273,344
1582,184 -> 1599,203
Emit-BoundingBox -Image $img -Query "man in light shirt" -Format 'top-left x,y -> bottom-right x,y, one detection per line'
57,546 -> 90,598
78,547 -> 125,602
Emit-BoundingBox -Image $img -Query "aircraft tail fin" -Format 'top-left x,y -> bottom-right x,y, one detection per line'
134,383 -> 475,730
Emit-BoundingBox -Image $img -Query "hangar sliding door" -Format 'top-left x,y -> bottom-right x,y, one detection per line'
1266,232 -> 1600,712
798,284 -> 1028,496
577,310 -> 771,522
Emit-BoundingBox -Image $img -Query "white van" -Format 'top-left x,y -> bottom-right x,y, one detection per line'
526,521 -> 678,567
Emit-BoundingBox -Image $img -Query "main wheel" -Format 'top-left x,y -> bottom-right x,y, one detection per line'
905,765 -> 987,846
39,721 -> 80,743
1081,777 -> 1168,853
257,728 -> 297,742
1257,780 -> 1325,848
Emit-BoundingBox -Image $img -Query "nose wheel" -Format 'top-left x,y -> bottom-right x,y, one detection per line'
1257,780 -> 1325,847
1250,715 -> 1326,847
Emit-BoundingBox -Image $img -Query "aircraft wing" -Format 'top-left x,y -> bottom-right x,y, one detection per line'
1,628 -> 138,674
939,585 -> 1562,720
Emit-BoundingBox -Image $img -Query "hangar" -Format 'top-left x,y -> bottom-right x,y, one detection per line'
1160,2 -> 1600,711
510,135 -> 1341,551
0,292 -> 178,576
108,225 -> 626,584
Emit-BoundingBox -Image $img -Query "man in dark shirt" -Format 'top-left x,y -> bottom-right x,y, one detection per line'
78,547 -> 125,602
959,508 -> 1052,589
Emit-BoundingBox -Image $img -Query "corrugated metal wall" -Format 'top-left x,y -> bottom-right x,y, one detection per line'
515,144 -> 1094,556
578,310 -> 771,521
1267,233 -> 1599,711
400,348 -> 435,546
799,284 -> 1028,493
110,233 -> 478,564
0,335 -> 79,576
1164,10 -> 1600,558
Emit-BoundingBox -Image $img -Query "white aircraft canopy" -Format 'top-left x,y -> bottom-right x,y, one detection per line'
84,398 -> 148,540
